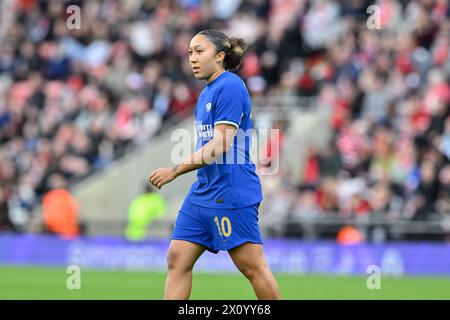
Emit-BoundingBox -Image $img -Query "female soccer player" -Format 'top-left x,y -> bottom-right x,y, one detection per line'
149,29 -> 281,300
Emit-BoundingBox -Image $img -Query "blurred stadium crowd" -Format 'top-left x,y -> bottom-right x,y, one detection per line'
0,0 -> 449,241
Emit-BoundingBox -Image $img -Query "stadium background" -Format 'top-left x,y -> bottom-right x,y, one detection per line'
1,0 -> 450,299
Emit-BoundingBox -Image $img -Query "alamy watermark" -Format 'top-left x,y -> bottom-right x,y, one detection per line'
66,265 -> 81,290
66,5 -> 81,30
366,5 -> 381,30
366,265 -> 381,290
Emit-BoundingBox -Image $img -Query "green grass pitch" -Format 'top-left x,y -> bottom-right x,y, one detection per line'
1,266 -> 450,300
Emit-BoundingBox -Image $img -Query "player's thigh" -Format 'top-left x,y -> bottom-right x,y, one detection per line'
228,242 -> 268,276
166,239 -> 206,271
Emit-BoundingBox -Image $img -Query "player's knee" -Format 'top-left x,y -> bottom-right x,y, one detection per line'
238,262 -> 265,280
166,250 -> 179,271
166,250 -> 192,273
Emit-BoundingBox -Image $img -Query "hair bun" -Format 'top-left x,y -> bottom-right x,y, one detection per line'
224,37 -> 247,71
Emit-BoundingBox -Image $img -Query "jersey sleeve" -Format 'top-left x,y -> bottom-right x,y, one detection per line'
213,81 -> 244,129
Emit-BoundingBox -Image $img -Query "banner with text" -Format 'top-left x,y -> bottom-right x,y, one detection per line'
1,234 -> 449,275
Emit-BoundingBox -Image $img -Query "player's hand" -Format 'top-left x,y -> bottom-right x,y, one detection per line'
148,167 -> 177,189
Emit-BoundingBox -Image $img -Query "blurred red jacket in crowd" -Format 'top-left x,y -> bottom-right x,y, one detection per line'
43,189 -> 80,238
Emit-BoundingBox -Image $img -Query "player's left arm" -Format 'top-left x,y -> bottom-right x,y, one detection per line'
149,123 -> 236,189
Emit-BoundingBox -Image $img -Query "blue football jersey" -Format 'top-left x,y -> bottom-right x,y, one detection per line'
185,71 -> 263,209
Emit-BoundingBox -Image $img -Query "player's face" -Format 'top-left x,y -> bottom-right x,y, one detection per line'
189,34 -> 224,82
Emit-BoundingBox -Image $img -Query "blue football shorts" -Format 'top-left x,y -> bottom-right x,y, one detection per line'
171,199 -> 263,254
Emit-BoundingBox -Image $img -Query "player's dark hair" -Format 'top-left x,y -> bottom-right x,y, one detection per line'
198,29 -> 247,71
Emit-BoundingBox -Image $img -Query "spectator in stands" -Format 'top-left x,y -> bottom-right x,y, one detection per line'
0,187 -> 16,232
302,147 -> 320,186
42,173 -> 80,238
336,225 -> 365,245
125,183 -> 167,241
436,164 -> 450,240
287,185 -> 321,239
410,160 -> 440,220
